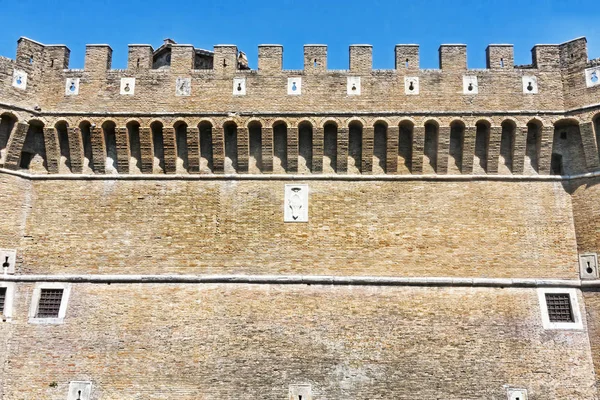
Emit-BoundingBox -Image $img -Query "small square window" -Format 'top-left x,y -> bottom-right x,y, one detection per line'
545,293 -> 574,322
538,288 -> 582,330
29,283 -> 72,324
36,289 -> 64,318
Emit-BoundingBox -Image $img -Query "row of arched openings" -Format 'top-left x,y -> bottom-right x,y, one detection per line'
0,113 -> 597,176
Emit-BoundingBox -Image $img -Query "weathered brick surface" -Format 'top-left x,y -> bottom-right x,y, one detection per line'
1,284 -> 596,400
0,175 -> 577,278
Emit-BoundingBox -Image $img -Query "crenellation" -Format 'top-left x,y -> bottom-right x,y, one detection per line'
170,44 -> 195,73
213,45 -> 238,74
486,44 -> 514,69
258,44 -> 283,72
349,44 -> 372,72
304,45 -> 327,73
532,44 -> 561,70
127,44 -> 153,70
395,44 -> 419,71
84,44 -> 112,72
439,44 -> 467,70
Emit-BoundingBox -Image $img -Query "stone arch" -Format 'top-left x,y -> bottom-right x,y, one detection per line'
474,119 -> 491,174
77,120 -> 94,173
298,120 -> 313,174
499,119 -> 517,174
247,119 -> 263,173
348,120 -> 363,174
20,119 -> 47,173
398,119 -> 414,174
592,113 -> 600,163
449,119 -> 466,174
524,119 -> 543,174
150,120 -> 165,174
198,120 -> 214,174
54,120 -> 72,173
423,119 -> 439,173
551,118 -> 587,175
173,120 -> 189,174
102,120 -> 118,174
272,120 -> 288,173
223,120 -> 238,174
126,120 -> 142,174
372,118 -> 390,128
373,120 -> 387,174
318,117 -> 342,129
345,116 -> 367,127
323,120 -> 338,174
0,112 -> 18,164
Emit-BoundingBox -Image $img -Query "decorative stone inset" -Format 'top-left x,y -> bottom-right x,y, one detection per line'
0,249 -> 16,275
67,381 -> 92,400
12,69 -> 27,90
506,388 -> 528,400
233,77 -> 246,96
175,77 -> 191,96
585,66 -> 600,88
405,77 -> 419,95
579,253 -> 599,279
120,78 -> 135,95
287,77 -> 302,95
65,78 -> 80,96
289,384 -> 312,400
522,76 -> 538,94
347,76 -> 361,95
463,75 -> 478,94
284,184 -> 308,222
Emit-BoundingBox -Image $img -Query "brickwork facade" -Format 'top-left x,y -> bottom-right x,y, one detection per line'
0,35 -> 600,399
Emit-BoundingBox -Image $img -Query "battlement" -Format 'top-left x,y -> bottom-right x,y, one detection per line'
4,36 -> 592,72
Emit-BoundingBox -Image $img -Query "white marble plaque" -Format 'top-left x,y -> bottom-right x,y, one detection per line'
522,76 -> 538,94
287,77 -> 302,95
284,184 -> 308,222
65,78 -> 80,96
289,384 -> 312,400
233,77 -> 246,96
405,76 -> 419,95
120,77 -> 135,95
347,76 -> 361,95
507,388 -> 527,400
176,77 -> 191,96
585,66 -> 600,88
12,69 -> 27,90
463,75 -> 478,94
0,249 -> 16,274
67,381 -> 92,400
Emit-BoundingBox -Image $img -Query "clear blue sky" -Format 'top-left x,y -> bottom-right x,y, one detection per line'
0,0 -> 598,70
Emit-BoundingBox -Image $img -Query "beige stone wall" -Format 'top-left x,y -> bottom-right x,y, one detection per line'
0,175 -> 576,278
2,283 -> 596,400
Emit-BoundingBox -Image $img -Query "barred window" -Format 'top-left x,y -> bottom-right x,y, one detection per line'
0,287 -> 6,314
36,289 -> 64,318
545,293 -> 574,323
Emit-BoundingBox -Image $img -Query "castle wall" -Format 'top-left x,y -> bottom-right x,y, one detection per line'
2,283 -> 596,400
0,175 -> 577,278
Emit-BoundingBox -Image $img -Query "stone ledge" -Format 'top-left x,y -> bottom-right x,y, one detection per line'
0,274 -> 590,288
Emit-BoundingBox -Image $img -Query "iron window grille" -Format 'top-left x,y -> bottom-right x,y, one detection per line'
0,287 -> 6,314
545,293 -> 574,323
36,289 -> 64,318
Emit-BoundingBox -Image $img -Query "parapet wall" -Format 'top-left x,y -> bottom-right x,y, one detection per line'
0,37 -> 599,115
